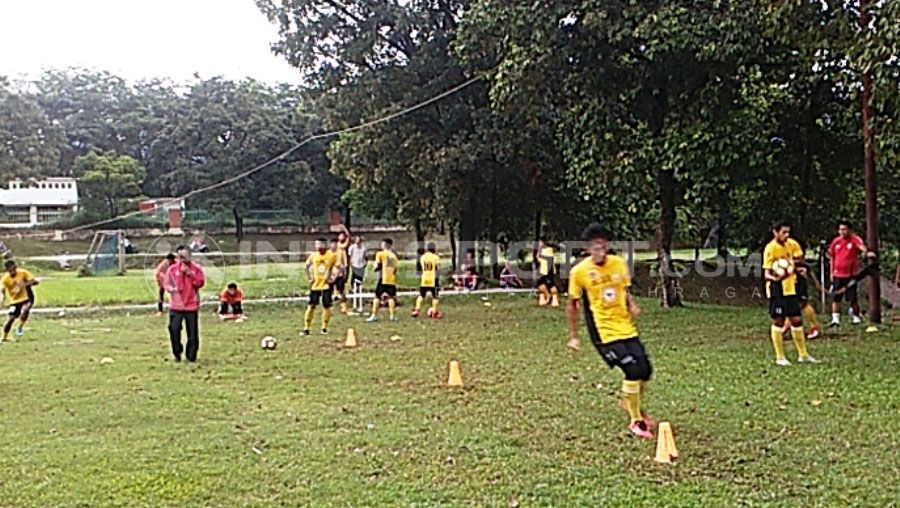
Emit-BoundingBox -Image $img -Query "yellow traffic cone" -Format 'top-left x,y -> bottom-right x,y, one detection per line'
447,360 -> 463,387
345,328 -> 358,347
654,421 -> 678,464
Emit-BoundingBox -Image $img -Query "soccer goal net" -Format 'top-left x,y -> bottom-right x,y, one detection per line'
83,230 -> 126,275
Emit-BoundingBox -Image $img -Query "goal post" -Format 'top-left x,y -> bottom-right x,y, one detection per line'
83,230 -> 127,276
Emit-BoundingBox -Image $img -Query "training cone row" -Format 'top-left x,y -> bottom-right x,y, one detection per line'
654,422 -> 678,464
447,360 -> 463,387
345,328 -> 358,348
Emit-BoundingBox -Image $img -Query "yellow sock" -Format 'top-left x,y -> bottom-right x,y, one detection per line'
770,325 -> 786,360
304,307 -> 314,330
372,299 -> 380,315
622,380 -> 643,424
802,304 -> 819,328
791,326 -> 809,358
431,299 -> 439,312
415,296 -> 423,311
322,308 -> 332,330
388,299 -> 396,319
340,300 -> 348,314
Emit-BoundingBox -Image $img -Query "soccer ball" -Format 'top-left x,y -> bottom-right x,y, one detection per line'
773,258 -> 793,278
260,336 -> 277,350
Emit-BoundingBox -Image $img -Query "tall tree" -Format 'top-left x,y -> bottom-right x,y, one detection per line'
73,151 -> 146,218
0,78 -> 65,182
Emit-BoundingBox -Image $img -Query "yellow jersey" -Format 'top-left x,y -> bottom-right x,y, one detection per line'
763,238 -> 803,297
568,255 -> 638,344
419,252 -> 440,288
335,237 -> 350,269
1,269 -> 35,305
538,246 -> 555,276
306,250 -> 336,291
375,249 -> 399,285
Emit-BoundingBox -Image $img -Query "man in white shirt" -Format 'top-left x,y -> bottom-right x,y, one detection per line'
348,236 -> 367,312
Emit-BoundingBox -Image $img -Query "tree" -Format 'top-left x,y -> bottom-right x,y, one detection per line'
73,151 -> 146,218
0,77 -> 65,182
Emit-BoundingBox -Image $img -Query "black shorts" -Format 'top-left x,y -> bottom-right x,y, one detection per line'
536,274 -> 556,289
8,298 -> 34,319
830,277 -> 858,304
419,286 -> 440,298
596,337 -> 653,381
375,282 -> 397,298
332,276 -> 346,294
309,289 -> 333,308
795,277 -> 809,301
769,295 -> 802,319
350,267 -> 365,286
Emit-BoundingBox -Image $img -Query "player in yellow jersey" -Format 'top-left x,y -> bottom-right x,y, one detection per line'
535,238 -> 560,307
1,260 -> 39,342
367,238 -> 399,322
763,221 -> 819,366
331,231 -> 351,315
567,224 -> 656,439
303,238 -> 337,335
413,242 -> 441,319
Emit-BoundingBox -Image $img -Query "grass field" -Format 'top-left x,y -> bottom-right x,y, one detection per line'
0,296 -> 897,506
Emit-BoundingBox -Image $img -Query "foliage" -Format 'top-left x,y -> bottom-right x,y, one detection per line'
72,151 -> 146,218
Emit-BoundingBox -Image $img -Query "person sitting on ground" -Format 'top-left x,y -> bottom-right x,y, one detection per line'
218,282 -> 244,320
190,234 -> 210,253
499,260 -> 523,289
453,250 -> 480,291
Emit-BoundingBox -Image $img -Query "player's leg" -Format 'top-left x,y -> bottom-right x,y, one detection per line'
769,295 -> 789,364
184,311 -> 200,362
848,284 -> 862,324
218,302 -> 229,318
368,284 -> 383,322
168,311 -> 185,361
232,301 -> 243,316
413,287 -> 425,317
430,287 -> 440,318
2,307 -> 18,341
549,277 -> 560,307
830,279 -> 845,326
536,276 -> 549,306
157,287 -> 165,316
801,301 -> 820,338
321,289 -> 333,334
387,286 -> 397,321
787,298 -> 817,363
15,300 -> 33,335
304,291 -> 320,334
618,339 -> 654,438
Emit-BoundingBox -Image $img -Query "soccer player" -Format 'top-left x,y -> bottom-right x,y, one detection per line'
154,253 -> 176,317
304,238 -> 337,335
535,238 -> 559,307
330,236 -> 350,315
413,242 -> 441,318
166,246 -> 206,363
1,260 -> 38,342
367,238 -> 399,322
827,221 -> 873,326
218,282 -> 244,320
567,224 -> 655,439
348,236 -> 367,313
763,221 -> 818,366
780,239 -> 821,340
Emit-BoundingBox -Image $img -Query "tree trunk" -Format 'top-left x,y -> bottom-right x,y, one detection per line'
449,226 -> 457,272
233,207 -> 243,240
489,176 -> 499,277
716,188 -> 730,258
458,195 -> 478,269
658,168 -> 682,308
344,205 -> 351,229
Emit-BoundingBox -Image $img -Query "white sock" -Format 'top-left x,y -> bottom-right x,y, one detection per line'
832,313 -> 840,322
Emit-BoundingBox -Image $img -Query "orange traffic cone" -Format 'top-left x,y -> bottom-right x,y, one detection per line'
345,328 -> 358,347
447,360 -> 463,387
654,421 -> 678,464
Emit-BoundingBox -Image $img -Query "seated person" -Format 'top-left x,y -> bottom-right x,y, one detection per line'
218,282 -> 244,319
453,251 -> 480,291
499,261 -> 523,289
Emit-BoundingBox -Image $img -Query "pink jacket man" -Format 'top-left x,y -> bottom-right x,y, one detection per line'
166,259 -> 205,311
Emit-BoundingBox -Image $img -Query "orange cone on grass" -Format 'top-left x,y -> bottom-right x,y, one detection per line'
654,421 -> 678,464
345,328 -> 358,347
447,361 -> 463,387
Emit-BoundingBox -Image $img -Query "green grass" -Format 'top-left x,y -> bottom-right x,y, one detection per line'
0,296 -> 897,506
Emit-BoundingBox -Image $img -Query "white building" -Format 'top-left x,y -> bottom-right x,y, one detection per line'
0,177 -> 79,228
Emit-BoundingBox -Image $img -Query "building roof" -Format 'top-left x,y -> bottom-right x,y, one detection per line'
0,178 -> 78,207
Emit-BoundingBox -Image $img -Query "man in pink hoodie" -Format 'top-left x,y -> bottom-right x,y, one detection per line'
166,245 -> 206,362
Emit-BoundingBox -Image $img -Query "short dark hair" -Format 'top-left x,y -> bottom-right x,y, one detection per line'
837,220 -> 852,229
330,237 -> 339,243
227,282 -> 238,290
581,223 -> 611,242
4,260 -> 15,269
772,220 -> 791,232
427,242 -> 436,253
175,245 -> 188,252
383,238 -> 393,246
165,253 -> 176,261
316,237 -> 328,243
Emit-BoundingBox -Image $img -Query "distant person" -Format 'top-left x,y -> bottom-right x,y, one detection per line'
348,236 -> 367,312
123,237 -> 138,254
367,238 -> 399,322
535,238 -> 559,307
154,253 -> 177,317
827,221 -> 873,326
454,250 -> 479,291
166,246 -> 206,363
1,260 -> 38,342
303,238 -> 336,335
413,242 -> 441,318
331,233 -> 350,315
218,282 -> 244,320
189,235 -> 209,254
499,261 -> 523,289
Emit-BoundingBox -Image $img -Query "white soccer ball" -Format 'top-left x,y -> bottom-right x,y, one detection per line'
773,258 -> 793,277
260,336 -> 277,350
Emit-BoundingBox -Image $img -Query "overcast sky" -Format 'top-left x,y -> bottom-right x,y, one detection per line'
0,0 -> 302,84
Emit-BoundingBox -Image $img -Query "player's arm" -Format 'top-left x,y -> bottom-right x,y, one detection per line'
566,274 -> 583,351
304,257 -> 313,281
625,289 -> 641,318
374,252 -> 382,272
762,246 -> 782,282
